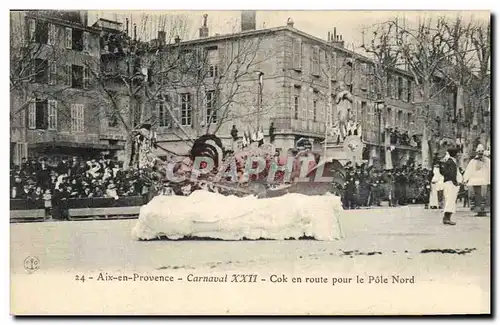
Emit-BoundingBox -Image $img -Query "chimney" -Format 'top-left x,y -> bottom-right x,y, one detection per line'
241,10 -> 256,31
79,11 -> 88,27
286,17 -> 294,28
174,35 -> 181,44
158,31 -> 166,46
330,28 -> 345,48
125,18 -> 129,35
133,23 -> 137,41
199,14 -> 209,38
328,31 -> 331,42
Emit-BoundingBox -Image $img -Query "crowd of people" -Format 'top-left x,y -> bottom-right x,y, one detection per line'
10,141 -> 490,220
10,156 -> 153,216
341,161 -> 433,210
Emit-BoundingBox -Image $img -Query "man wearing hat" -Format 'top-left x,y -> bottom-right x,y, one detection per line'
463,143 -> 491,216
440,147 -> 461,225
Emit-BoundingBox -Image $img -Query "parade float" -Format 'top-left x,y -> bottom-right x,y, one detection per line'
130,126 -> 347,241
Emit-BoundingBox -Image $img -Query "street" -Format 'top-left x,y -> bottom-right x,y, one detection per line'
10,205 -> 491,315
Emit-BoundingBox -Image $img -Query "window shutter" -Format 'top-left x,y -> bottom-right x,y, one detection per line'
79,104 -> 84,132
28,19 -> 36,42
48,60 -> 57,85
28,98 -> 36,129
66,65 -> 72,86
330,52 -> 337,80
48,100 -> 57,130
83,31 -> 89,52
65,27 -> 72,49
292,38 -> 302,70
83,66 -> 89,89
71,104 -> 76,132
47,23 -> 55,45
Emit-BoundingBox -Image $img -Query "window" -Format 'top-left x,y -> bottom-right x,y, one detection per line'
206,91 -> 217,124
180,93 -> 192,126
402,78 -> 408,102
48,23 -> 56,46
397,110 -> 403,127
386,107 -> 392,127
206,48 -> 219,78
28,98 -> 48,130
71,104 -> 84,132
71,65 -> 83,89
65,27 -> 72,49
313,100 -> 317,122
33,59 -> 48,84
34,20 -> 48,44
311,46 -> 320,76
157,99 -> 170,128
292,38 -> 302,71
208,65 -> 218,78
397,76 -> 403,100
108,111 -> 118,127
72,29 -> 83,51
48,100 -> 57,130
48,60 -> 57,85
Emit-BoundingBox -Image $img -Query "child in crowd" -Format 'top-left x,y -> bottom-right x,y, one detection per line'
43,189 -> 52,220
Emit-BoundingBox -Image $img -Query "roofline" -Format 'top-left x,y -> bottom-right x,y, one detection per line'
94,17 -> 123,25
25,12 -> 100,34
169,25 -> 414,79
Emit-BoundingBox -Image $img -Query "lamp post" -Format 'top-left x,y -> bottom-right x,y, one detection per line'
255,71 -> 264,129
374,99 -> 384,168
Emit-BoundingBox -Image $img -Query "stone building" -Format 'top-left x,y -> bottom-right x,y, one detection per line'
10,10 -> 470,169
9,10 -> 120,165
141,12 -> 439,167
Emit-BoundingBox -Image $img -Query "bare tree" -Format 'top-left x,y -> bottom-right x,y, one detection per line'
439,17 -> 491,155
87,13 -> 277,169
83,13 -> 192,169
368,16 -> 478,167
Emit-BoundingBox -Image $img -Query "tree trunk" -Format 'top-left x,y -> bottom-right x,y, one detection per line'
122,133 -> 134,171
420,80 -> 432,169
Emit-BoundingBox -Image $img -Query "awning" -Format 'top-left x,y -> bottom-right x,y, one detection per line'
28,141 -> 124,151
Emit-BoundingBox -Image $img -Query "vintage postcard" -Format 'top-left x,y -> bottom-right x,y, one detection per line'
9,9 -> 491,315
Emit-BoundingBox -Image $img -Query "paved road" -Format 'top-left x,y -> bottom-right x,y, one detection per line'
10,205 -> 490,315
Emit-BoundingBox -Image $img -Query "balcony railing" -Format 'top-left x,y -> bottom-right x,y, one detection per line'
271,117 -> 325,136
27,130 -> 100,144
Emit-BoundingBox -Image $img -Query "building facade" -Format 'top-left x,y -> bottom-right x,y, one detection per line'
10,10 -> 120,166
11,10 -> 477,169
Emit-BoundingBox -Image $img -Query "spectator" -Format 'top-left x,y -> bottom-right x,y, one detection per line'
106,183 -> 119,200
43,189 -> 52,219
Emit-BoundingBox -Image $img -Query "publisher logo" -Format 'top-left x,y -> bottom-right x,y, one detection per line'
23,256 -> 40,273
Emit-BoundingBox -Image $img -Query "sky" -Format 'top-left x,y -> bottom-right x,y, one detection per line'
88,10 -> 490,54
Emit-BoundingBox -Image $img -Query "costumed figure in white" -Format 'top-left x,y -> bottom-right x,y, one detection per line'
429,162 -> 444,209
463,144 -> 491,216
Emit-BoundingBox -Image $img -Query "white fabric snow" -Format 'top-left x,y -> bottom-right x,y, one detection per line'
131,190 -> 343,241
